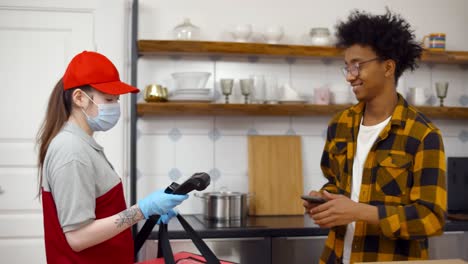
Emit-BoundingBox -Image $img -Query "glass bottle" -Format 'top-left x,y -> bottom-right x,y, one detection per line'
173,18 -> 200,40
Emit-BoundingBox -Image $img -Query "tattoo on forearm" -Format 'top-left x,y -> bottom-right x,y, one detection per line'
115,207 -> 140,228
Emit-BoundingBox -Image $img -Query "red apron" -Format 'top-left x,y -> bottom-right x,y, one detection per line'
42,182 -> 134,264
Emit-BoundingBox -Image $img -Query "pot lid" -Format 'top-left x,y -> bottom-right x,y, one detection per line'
199,191 -> 246,197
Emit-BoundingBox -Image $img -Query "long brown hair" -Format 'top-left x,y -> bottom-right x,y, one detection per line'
36,78 -> 91,196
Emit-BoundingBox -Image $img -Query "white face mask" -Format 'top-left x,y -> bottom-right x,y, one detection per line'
81,92 -> 121,132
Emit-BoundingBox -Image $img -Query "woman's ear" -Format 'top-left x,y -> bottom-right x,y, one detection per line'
71,89 -> 88,109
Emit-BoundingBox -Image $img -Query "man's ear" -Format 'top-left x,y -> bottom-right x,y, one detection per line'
384,59 -> 396,78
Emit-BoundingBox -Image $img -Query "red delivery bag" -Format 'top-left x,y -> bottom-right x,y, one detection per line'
136,215 -> 236,264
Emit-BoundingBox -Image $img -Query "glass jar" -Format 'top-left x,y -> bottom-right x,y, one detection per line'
309,28 -> 332,46
173,18 -> 200,40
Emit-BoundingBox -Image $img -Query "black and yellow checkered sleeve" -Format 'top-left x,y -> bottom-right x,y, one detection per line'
378,129 -> 447,240
320,118 -> 342,195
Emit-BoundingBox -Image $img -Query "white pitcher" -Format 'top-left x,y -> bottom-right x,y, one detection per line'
407,87 -> 430,106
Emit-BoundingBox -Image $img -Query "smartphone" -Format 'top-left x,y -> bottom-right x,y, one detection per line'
301,195 -> 326,204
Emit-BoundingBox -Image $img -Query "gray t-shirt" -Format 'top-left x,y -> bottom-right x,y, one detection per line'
42,122 -> 121,232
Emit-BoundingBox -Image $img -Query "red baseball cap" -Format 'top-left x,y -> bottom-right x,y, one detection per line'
63,51 -> 139,95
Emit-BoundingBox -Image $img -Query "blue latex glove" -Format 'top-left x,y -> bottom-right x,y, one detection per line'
138,189 -> 188,219
157,209 -> 178,225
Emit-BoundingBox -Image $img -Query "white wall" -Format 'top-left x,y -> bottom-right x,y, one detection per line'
138,0 -> 468,50
136,0 -> 468,215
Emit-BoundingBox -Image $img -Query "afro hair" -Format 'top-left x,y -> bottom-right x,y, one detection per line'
335,8 -> 423,82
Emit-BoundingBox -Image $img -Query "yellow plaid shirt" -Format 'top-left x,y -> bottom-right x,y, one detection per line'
319,94 -> 447,264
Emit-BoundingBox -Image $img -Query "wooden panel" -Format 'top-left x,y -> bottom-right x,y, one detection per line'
415,106 -> 468,119
139,40 -> 343,59
137,103 -> 351,117
137,103 -> 468,120
422,50 -> 468,64
138,40 -> 468,65
248,136 -> 304,216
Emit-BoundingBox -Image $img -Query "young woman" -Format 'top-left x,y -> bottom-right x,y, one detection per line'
37,51 -> 188,263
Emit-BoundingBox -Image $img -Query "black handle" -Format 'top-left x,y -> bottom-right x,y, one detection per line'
157,223 -> 175,263
134,172 -> 211,260
158,215 -> 221,264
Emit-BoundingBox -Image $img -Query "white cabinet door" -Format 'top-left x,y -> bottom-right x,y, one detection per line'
0,1 -> 129,262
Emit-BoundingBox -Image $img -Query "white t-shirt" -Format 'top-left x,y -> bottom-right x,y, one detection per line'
342,115 -> 391,264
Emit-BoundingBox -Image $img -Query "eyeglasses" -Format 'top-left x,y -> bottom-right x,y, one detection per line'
341,57 -> 380,77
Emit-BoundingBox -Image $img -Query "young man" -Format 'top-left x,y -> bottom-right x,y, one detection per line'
303,10 -> 447,264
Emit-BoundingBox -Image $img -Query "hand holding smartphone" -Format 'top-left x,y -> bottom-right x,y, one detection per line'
301,194 -> 326,204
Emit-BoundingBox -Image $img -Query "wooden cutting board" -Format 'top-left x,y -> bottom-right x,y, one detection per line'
248,135 -> 304,216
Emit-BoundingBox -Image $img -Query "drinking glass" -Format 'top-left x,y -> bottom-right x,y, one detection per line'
264,75 -> 279,104
251,75 -> 266,104
220,79 -> 234,104
240,79 -> 253,104
435,82 -> 449,107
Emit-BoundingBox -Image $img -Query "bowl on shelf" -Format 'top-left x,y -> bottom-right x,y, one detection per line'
230,24 -> 252,42
171,72 -> 211,89
144,84 -> 168,102
263,25 -> 284,44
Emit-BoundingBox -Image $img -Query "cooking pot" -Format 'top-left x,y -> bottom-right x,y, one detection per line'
195,192 -> 249,221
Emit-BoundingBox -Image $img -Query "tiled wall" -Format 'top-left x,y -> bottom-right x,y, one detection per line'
136,57 -> 468,214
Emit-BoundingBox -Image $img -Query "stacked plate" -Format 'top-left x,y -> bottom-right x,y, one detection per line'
169,88 -> 213,102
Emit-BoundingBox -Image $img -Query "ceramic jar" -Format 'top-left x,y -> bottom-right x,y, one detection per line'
309,28 -> 332,46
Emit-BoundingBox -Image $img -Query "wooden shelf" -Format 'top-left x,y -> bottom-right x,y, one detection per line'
138,40 -> 342,59
136,40 -> 468,119
137,103 -> 468,119
138,40 -> 468,65
416,105 -> 468,119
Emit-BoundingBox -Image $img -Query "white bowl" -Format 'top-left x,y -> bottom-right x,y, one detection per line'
171,72 -> 211,89
231,24 -> 252,42
263,25 -> 284,44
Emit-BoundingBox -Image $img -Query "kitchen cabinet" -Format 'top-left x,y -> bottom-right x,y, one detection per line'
429,231 -> 468,260
272,236 -> 327,264
270,233 -> 468,263
134,215 -> 468,263
138,233 -> 468,263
